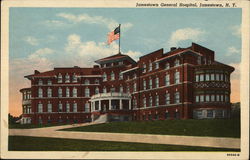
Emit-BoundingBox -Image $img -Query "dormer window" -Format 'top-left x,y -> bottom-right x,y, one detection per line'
38,79 -> 43,85
65,73 -> 70,83
72,73 -> 77,82
174,59 -> 180,67
58,73 -> 62,83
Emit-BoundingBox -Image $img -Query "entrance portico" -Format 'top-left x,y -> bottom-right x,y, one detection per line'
89,92 -> 131,113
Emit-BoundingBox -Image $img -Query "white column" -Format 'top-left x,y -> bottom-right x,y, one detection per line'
109,99 -> 111,110
119,99 -> 122,110
129,99 -> 131,110
98,100 -> 101,111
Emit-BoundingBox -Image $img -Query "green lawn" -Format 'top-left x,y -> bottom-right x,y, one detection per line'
9,123 -> 69,129
9,136 -> 240,151
61,119 -> 240,138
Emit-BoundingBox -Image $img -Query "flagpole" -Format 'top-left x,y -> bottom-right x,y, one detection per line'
119,24 -> 121,54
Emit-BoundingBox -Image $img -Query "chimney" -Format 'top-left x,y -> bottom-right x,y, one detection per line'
34,70 -> 40,74
170,47 -> 177,51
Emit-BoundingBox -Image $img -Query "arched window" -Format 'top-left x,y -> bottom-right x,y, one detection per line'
66,102 -> 70,112
149,96 -> 153,106
85,87 -> 90,97
103,72 -> 107,81
38,87 -> 43,98
72,73 -> 77,82
155,77 -> 159,88
58,87 -> 62,97
155,95 -> 159,106
58,73 -> 62,83
174,92 -> 180,103
66,87 -> 70,97
111,71 -> 115,80
47,101 -> 52,113
165,93 -> 170,105
73,102 -> 77,112
95,87 -> 99,94
38,102 -> 43,113
47,88 -> 52,97
73,87 -> 77,97
143,80 -> 146,90
65,73 -> 70,83
165,74 -> 170,86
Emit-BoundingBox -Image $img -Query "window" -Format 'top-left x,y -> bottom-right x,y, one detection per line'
200,74 -> 204,81
197,56 -> 201,65
103,87 -> 107,93
47,80 -> 52,85
165,93 -> 170,105
38,79 -> 43,85
73,103 -> 77,112
47,88 -> 52,97
143,80 -> 146,90
205,74 -> 210,81
225,94 -> 229,102
111,71 -> 115,80
174,71 -> 180,84
211,74 -> 215,81
174,92 -> 180,103
133,83 -> 137,92
47,102 -> 52,113
220,74 -> 224,81
155,62 -> 159,69
143,64 -> 146,73
85,88 -> 90,97
174,59 -> 180,66
119,61 -> 123,65
66,103 -> 70,112
205,95 -> 210,102
85,103 -> 90,112
165,111 -> 169,119
211,95 -> 215,102
165,74 -> 170,86
165,63 -> 170,69
84,79 -> 89,85
220,95 -> 224,102
143,97 -> 147,108
95,79 -> 99,84
127,85 -> 130,93
155,95 -> 159,106
207,110 -> 213,118
119,72 -> 123,80
103,73 -> 107,81
149,96 -> 153,107
149,79 -> 152,89
200,95 -> 204,102
38,103 -> 43,113
216,95 -> 220,102
133,99 -> 137,108
149,62 -> 152,71
72,74 -> 77,82
216,74 -> 220,81
195,75 -> 199,82
195,95 -> 199,102
65,73 -> 70,83
58,87 -> 62,97
133,74 -> 137,79
155,77 -> 159,88
95,87 -> 99,94
73,87 -> 77,97
58,102 -> 62,112
38,88 -> 43,98
66,87 -> 70,97
225,75 -> 228,82
58,73 -> 62,83
111,87 -> 115,92
119,85 -> 123,93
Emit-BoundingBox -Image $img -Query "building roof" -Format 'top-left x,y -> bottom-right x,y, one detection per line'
95,53 -> 136,65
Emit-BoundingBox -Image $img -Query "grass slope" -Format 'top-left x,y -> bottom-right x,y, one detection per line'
9,136 -> 239,151
61,119 -> 240,138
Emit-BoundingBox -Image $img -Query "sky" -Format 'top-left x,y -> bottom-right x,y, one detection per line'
9,8 -> 241,116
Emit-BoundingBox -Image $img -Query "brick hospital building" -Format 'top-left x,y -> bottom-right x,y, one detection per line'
20,43 -> 234,124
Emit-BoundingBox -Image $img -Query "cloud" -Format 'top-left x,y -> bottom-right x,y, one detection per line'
168,28 -> 206,47
227,46 -> 240,56
23,36 -> 39,46
230,25 -> 241,38
57,13 -> 133,30
43,20 -> 67,27
229,62 -> 240,80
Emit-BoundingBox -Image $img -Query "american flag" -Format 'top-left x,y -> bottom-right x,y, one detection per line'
107,26 -> 120,45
